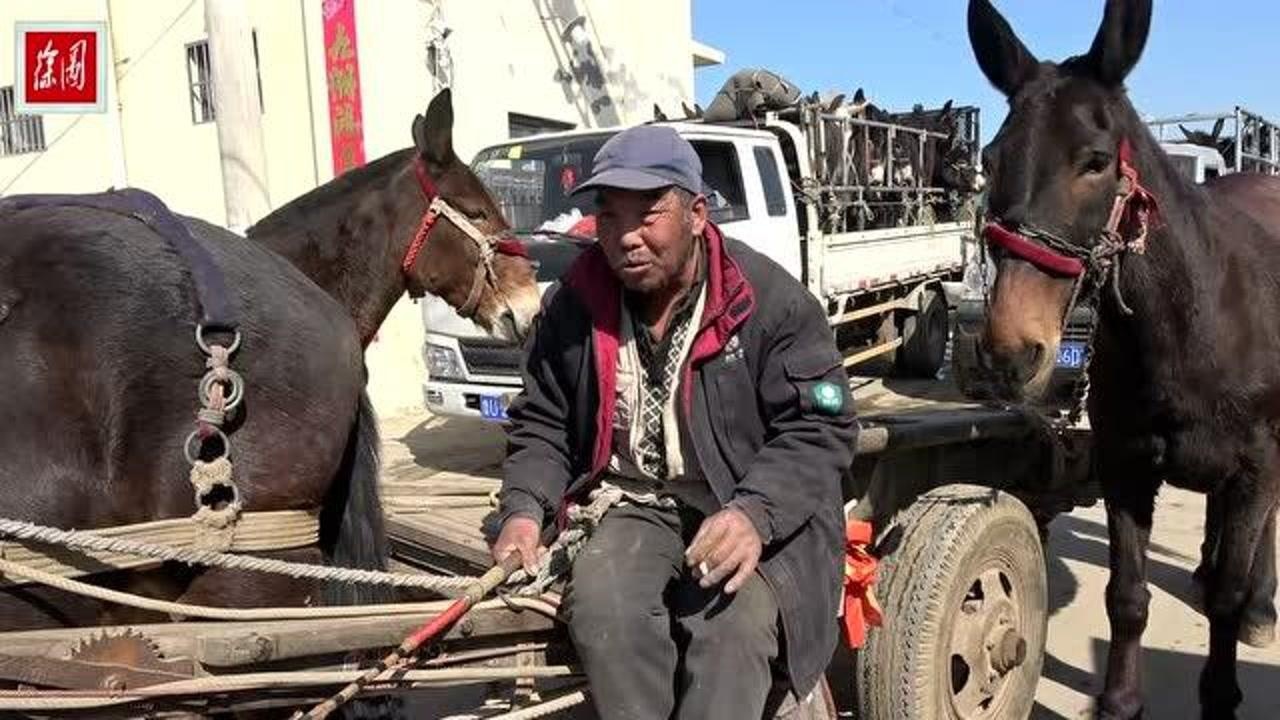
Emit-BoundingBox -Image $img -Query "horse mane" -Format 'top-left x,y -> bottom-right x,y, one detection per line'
248,148 -> 414,244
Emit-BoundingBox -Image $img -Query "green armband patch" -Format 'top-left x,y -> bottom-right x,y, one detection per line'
812,381 -> 844,415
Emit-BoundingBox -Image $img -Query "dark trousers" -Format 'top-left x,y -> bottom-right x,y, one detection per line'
562,502 -> 788,720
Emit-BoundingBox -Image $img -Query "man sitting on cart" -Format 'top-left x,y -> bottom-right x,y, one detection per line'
491,125 -> 857,720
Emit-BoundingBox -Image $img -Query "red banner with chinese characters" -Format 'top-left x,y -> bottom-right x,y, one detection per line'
16,23 -> 105,112
323,0 -> 366,176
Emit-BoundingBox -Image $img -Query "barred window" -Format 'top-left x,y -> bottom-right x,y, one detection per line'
186,31 -> 263,125
0,86 -> 47,156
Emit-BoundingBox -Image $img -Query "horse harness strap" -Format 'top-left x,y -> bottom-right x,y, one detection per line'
0,188 -> 248,546
0,189 -> 238,331
983,138 -> 1159,288
981,137 -> 1161,428
0,511 -> 319,587
401,156 -> 527,316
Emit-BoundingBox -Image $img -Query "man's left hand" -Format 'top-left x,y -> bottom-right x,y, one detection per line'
685,507 -> 762,594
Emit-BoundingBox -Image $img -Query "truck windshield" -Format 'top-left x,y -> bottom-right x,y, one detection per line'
471,134 -> 611,239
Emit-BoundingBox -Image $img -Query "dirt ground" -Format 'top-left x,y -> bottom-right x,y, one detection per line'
380,413 -> 1280,719
1031,488 -> 1280,719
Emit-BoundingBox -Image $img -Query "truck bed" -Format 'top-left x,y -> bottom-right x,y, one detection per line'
381,373 -> 1035,576
819,221 -> 971,298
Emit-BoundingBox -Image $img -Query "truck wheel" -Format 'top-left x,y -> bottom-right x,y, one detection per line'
860,485 -> 1047,720
896,288 -> 948,378
856,489 -> 957,720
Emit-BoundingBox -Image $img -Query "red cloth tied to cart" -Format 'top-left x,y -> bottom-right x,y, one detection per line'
841,519 -> 883,649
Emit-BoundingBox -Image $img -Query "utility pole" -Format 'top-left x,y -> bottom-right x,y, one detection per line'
102,0 -> 128,189
204,0 -> 269,234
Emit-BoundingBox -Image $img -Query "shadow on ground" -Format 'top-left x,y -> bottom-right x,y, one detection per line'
394,416 -> 507,478
1029,639 -> 1280,720
1045,513 -> 1201,617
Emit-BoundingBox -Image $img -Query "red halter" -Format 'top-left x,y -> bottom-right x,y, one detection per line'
982,137 -> 1160,278
400,157 -> 527,279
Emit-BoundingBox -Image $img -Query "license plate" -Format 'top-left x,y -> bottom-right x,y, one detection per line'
479,394 -> 509,421
1056,341 -> 1086,369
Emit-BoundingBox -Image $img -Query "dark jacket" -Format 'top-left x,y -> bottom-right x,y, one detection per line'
497,222 -> 858,695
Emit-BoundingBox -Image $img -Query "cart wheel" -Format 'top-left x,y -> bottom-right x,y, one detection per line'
855,486 -> 958,720
896,288 -> 949,378
858,484 -> 1047,720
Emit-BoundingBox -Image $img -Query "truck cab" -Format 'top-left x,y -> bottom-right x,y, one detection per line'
1160,142 -> 1227,184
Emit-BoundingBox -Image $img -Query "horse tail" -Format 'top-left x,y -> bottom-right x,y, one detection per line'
319,389 -> 393,607
317,391 -> 410,720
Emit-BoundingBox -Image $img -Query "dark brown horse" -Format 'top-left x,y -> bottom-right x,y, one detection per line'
248,89 -> 540,345
965,1 -> 1279,717
0,88 -> 538,642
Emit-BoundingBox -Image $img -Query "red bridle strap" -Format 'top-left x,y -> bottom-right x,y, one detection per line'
982,136 -> 1159,279
399,157 -> 527,277
401,158 -> 442,275
1107,137 -> 1159,254
983,223 -> 1086,277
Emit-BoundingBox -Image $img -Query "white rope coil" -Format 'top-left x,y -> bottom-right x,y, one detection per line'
0,517 -> 477,595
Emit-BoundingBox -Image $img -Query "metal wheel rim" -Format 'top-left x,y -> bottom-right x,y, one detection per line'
943,555 -> 1028,718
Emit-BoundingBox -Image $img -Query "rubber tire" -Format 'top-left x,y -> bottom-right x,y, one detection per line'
896,289 -> 949,378
860,484 -> 1048,720
855,488 -> 964,720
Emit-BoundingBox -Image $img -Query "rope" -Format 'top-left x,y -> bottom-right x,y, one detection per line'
0,666 -> 581,711
487,684 -> 591,720
0,557 -> 557,621
0,493 -> 619,715
0,485 -> 618,613
0,517 -> 477,595
502,486 -> 624,596
0,510 -> 318,584
0,487 -> 621,598
296,554 -> 523,720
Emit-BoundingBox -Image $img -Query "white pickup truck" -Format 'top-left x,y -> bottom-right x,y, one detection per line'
422,108 -> 982,422
1147,107 -> 1280,180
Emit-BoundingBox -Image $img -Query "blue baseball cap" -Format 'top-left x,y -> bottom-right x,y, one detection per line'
570,125 -> 704,197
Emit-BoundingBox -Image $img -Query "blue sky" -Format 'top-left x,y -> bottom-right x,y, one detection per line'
692,1 -> 1280,144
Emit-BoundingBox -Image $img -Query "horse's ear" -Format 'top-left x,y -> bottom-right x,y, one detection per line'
968,0 -> 1038,97
1084,0 -> 1153,86
1179,124 -> 1193,141
1212,117 -> 1225,139
413,88 -> 454,164
825,94 -> 846,113
853,87 -> 866,104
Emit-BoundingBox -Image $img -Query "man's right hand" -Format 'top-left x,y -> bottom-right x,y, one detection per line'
491,516 -> 545,574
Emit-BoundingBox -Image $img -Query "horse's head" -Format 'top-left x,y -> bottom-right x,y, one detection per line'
1180,118 -> 1235,163
929,100 -> 987,194
405,89 -> 540,343
967,0 -> 1155,401
938,132 -> 986,194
